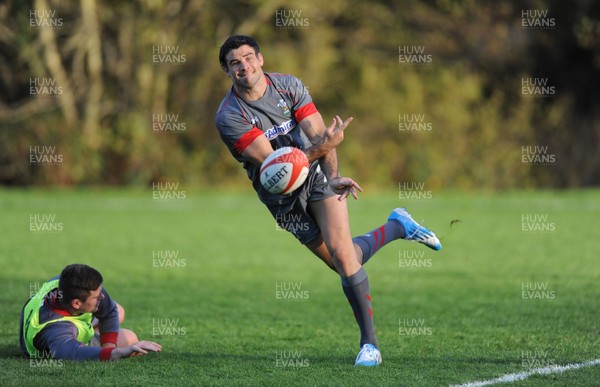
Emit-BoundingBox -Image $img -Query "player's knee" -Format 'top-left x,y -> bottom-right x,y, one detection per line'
330,245 -> 357,264
331,247 -> 361,273
117,303 -> 125,324
119,328 -> 138,346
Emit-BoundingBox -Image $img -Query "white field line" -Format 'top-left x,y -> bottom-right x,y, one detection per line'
451,359 -> 600,387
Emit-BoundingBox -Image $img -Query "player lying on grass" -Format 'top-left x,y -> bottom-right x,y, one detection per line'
20,264 -> 162,361
215,35 -> 441,367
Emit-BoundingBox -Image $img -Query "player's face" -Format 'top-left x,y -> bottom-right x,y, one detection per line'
77,286 -> 104,314
225,45 -> 264,89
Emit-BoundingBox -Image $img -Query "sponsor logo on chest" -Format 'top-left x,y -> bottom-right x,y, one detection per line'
265,119 -> 296,140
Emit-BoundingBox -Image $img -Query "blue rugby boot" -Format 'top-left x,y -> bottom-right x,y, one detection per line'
388,208 -> 442,251
354,344 -> 382,367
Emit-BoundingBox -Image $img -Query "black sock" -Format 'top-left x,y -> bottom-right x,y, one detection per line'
341,267 -> 378,349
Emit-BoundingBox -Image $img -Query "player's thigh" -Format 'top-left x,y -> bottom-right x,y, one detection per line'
308,196 -> 354,255
116,303 -> 125,323
305,234 -> 336,271
118,328 -> 138,347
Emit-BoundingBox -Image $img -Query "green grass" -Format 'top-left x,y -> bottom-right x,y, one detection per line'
1,188 -> 599,386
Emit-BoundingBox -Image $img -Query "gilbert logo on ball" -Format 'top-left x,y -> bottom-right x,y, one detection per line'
260,147 -> 309,194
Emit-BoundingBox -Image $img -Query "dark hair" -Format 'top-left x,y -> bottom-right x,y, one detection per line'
58,264 -> 103,304
219,35 -> 260,70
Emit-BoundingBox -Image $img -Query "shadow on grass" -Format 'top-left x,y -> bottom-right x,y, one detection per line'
3,344 -> 522,374
0,343 -> 23,359
149,350 -> 354,367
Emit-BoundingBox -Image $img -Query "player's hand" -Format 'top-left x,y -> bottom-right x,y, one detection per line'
110,340 -> 162,360
328,176 -> 362,201
325,115 -> 353,150
128,341 -> 162,356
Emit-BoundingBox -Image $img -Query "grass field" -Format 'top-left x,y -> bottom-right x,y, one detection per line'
0,188 -> 599,386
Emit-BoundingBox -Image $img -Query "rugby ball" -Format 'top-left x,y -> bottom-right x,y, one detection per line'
260,147 -> 309,194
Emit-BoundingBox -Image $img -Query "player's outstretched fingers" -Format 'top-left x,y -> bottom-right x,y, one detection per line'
126,341 -> 162,357
326,117 -> 343,141
326,115 -> 354,149
137,340 -> 162,352
328,115 -> 353,133
339,186 -> 359,201
338,117 -> 354,130
330,177 -> 362,201
350,179 -> 363,194
128,351 -> 144,357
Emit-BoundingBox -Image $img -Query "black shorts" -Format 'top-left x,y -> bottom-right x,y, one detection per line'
260,163 -> 336,244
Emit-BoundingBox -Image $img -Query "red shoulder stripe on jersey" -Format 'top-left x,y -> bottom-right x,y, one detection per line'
294,102 -> 318,123
100,332 -> 118,346
233,127 -> 264,155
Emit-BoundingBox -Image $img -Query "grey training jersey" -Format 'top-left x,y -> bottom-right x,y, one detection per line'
215,73 -> 320,205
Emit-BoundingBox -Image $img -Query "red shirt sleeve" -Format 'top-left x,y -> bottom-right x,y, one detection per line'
100,332 -> 118,346
99,347 -> 115,361
233,127 -> 264,155
294,102 -> 318,123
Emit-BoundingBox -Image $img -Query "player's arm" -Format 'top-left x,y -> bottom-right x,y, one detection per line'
40,323 -> 161,361
241,113 -> 351,168
240,134 -> 274,167
39,322 -> 114,361
299,112 -> 351,165
217,107 -> 274,167
299,112 -> 343,171
299,112 -> 362,200
93,289 -> 119,348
